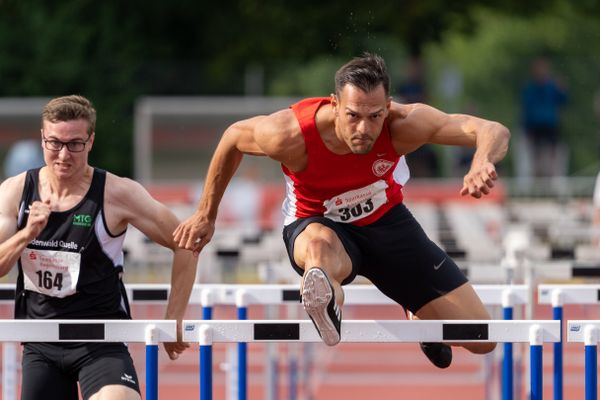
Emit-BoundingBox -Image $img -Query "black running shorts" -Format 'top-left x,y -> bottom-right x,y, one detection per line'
21,342 -> 140,400
283,203 -> 468,313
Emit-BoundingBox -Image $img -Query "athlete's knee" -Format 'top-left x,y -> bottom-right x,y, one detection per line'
306,236 -> 335,257
463,342 -> 497,354
303,223 -> 340,246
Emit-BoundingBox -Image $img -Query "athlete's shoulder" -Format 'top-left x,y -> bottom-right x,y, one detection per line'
250,109 -> 307,169
388,102 -> 428,121
0,172 -> 28,222
103,172 -> 160,227
257,108 -> 299,133
0,172 -> 27,201
104,172 -> 148,203
388,102 -> 444,131
254,108 -> 304,154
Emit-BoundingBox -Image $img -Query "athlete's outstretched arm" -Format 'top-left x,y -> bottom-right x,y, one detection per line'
174,109 -> 303,255
172,112 -> 281,255
392,103 -> 510,198
108,176 -> 198,360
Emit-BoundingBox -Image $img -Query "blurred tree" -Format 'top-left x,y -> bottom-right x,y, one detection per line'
426,3 -> 600,175
0,0 -> 598,176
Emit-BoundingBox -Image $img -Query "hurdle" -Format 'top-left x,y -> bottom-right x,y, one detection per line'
0,283 -> 530,399
538,284 -> 600,400
184,319 -> 559,400
190,283 -> 528,400
567,320 -> 600,400
0,320 -> 176,400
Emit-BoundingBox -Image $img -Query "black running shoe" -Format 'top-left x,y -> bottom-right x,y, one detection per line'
302,268 -> 341,346
420,342 -> 453,369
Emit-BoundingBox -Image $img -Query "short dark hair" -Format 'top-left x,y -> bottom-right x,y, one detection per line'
42,95 -> 96,135
335,53 -> 390,97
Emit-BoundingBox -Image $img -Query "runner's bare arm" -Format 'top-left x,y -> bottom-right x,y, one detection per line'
107,175 -> 198,359
173,109 -> 302,254
0,174 -> 51,277
391,103 -> 510,198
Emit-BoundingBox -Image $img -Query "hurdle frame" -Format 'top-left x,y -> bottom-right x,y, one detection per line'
0,283 -> 530,400
184,319 -> 559,400
538,284 -> 600,400
193,283 -> 528,400
567,320 -> 600,400
0,320 -> 176,400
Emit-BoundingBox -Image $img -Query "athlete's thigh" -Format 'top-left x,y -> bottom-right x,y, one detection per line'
77,343 -> 140,400
89,385 -> 141,400
416,283 -> 496,353
292,222 -> 351,269
283,217 -> 363,285
414,282 -> 491,320
21,344 -> 78,400
359,209 -> 467,313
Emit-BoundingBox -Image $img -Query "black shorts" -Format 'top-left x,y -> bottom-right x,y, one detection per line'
21,342 -> 140,400
283,203 -> 468,313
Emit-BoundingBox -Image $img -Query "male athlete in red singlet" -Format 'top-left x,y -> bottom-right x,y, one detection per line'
174,54 -> 510,368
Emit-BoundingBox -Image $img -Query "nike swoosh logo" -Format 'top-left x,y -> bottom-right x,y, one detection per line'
377,153 -> 386,157
433,258 -> 447,270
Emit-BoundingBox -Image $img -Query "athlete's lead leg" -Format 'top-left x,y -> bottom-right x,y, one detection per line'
293,223 -> 352,345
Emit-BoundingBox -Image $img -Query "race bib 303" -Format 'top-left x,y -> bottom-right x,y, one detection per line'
323,180 -> 388,223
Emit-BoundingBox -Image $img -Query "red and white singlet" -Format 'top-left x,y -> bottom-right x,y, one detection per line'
281,97 -> 410,226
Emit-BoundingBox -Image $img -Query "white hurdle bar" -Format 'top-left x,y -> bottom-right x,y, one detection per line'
0,283 -> 529,400
538,284 -> 600,400
189,284 -> 527,400
0,320 -> 176,400
184,319 -> 559,400
183,283 -> 527,400
0,319 -> 176,342
123,283 -> 529,306
0,283 -> 529,306
567,320 -> 600,400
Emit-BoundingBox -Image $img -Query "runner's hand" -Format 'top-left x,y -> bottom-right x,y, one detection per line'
25,200 -> 51,239
163,319 -> 190,360
163,340 -> 190,360
460,162 -> 497,199
173,212 -> 215,256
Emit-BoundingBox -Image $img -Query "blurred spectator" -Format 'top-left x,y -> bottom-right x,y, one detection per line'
3,139 -> 44,179
520,56 -> 568,177
396,57 -> 439,177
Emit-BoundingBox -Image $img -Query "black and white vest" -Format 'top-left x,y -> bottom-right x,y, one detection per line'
15,168 -> 131,320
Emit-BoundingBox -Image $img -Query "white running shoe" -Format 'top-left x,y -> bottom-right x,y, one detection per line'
302,267 -> 341,346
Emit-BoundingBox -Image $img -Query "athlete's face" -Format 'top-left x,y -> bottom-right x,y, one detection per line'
41,119 -> 94,180
332,84 -> 391,155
